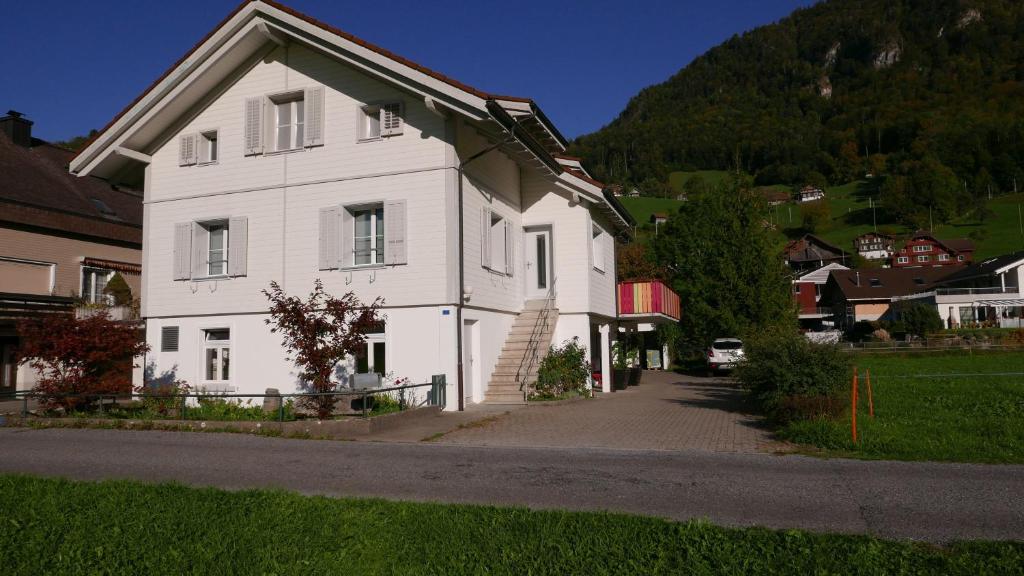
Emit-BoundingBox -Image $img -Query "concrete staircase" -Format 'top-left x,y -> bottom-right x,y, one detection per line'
483,299 -> 558,404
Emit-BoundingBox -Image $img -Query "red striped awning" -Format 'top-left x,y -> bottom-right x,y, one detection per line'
82,257 -> 141,275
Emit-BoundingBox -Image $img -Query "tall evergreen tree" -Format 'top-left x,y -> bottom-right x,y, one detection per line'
653,182 -> 795,347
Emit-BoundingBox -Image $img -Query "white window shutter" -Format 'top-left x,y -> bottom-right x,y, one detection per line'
243,97 -> 264,155
173,223 -> 192,280
228,217 -> 248,277
178,133 -> 197,166
340,207 -> 354,268
318,207 -> 341,270
505,219 -> 514,276
380,102 -> 403,136
304,86 -> 325,147
384,200 -> 407,265
191,223 -> 209,279
480,207 -> 491,269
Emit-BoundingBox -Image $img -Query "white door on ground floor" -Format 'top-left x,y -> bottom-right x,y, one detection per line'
462,320 -> 479,403
524,228 -> 553,300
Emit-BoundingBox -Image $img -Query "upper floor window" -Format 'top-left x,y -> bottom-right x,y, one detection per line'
359,102 -> 403,140
199,131 -> 218,164
938,253 -> 950,262
351,205 -> 384,266
489,212 -> 508,272
81,266 -> 114,304
913,244 -> 930,253
917,255 -> 930,263
273,93 -> 304,152
897,256 -> 909,264
957,255 -> 965,261
172,218 -> 248,281
592,223 -> 606,272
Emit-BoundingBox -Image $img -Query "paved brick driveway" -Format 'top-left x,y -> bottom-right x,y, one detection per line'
439,370 -> 784,453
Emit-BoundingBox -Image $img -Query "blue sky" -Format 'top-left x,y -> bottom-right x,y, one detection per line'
0,0 -> 815,143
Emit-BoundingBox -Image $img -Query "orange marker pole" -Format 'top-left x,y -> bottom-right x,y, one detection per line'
851,366 -> 859,444
866,368 -> 874,418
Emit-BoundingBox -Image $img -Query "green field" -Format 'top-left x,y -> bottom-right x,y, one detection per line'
617,196 -> 684,225
780,181 -> 1024,259
2,475 -> 1022,575
780,352 -> 1024,464
668,169 -> 737,193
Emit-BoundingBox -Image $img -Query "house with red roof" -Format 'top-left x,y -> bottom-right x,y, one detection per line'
67,0 -> 635,408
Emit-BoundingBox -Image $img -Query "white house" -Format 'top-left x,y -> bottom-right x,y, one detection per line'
68,0 -> 634,410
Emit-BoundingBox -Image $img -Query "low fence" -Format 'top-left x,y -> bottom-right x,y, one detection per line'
3,375 -> 448,422
841,340 -> 1024,354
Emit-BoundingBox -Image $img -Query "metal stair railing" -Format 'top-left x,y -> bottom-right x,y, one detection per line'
515,278 -> 556,400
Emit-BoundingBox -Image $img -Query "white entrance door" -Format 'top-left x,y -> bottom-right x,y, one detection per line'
462,320 -> 476,403
524,229 -> 552,300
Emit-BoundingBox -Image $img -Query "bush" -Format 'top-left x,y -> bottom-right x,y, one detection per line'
16,311 -> 149,412
735,328 -> 851,423
534,338 -> 590,399
102,273 -> 134,306
896,302 -> 943,338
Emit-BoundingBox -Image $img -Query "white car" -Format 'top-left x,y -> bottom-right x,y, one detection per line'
707,338 -> 744,374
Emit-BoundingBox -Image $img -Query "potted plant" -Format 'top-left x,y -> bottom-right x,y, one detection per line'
612,343 -> 630,390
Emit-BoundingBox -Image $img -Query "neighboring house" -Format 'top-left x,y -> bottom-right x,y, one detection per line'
854,232 -> 894,261
650,213 -> 668,226
0,111 -> 143,395
894,251 -> 1024,329
68,0 -> 634,409
793,263 -> 848,329
795,186 -> 825,203
892,231 -> 974,267
819,267 -> 955,329
784,233 -> 850,273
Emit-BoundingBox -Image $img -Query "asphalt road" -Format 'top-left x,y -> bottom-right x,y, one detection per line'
0,427 -> 1021,543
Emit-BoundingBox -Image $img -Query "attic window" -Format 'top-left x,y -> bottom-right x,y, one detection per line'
90,198 -> 120,220
869,278 -> 882,287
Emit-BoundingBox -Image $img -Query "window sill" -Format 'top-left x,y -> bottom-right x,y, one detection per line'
264,147 -> 307,157
593,267 -> 606,275
357,136 -> 382,143
191,275 -> 231,283
197,160 -> 219,167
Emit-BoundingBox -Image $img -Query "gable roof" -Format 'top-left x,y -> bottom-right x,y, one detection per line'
795,262 -> 849,284
907,231 -> 975,254
784,234 -> 849,263
0,131 -> 141,245
936,250 -> 1024,285
67,0 -> 631,229
822,266 -> 957,303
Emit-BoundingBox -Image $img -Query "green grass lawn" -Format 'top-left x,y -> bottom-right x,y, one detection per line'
780,352 -> 1024,464
1,475 -> 1022,575
617,196 -> 684,225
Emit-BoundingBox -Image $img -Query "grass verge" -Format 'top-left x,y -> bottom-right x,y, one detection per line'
1,474 -> 1022,575
779,352 -> 1024,463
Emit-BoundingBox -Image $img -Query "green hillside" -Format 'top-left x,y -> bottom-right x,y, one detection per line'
618,196 -> 685,226
571,0 -> 1024,236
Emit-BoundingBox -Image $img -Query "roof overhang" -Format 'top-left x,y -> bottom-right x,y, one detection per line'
70,0 -> 562,181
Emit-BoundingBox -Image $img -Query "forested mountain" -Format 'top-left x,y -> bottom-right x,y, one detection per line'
570,0 -> 1024,228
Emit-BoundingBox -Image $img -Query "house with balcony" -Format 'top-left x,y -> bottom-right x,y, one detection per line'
0,111 -> 143,395
892,231 -> 974,268
793,263 -> 847,330
819,267 -> 956,329
68,0 -> 635,409
892,251 -> 1024,329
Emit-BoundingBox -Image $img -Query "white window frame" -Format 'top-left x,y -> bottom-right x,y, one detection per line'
938,253 -> 950,262
957,255 -> 965,261
917,255 -> 930,263
897,256 -> 909,264
913,244 -> 930,253
200,327 -> 232,389
357,101 -> 403,142
355,328 -> 387,376
1,256 -> 57,295
350,203 -> 384,267
80,266 -> 115,304
271,92 -> 305,153
592,223 -> 606,273
198,130 -> 218,164
202,220 -> 230,278
488,211 -> 509,274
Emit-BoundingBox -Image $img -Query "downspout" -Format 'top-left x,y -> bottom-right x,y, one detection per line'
455,121 -> 518,411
